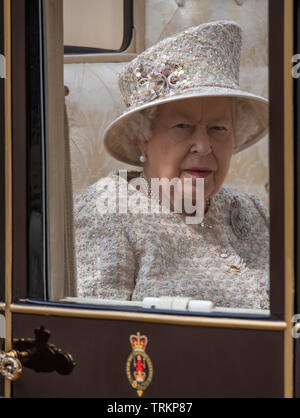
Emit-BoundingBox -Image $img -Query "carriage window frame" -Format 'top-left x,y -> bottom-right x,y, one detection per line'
10,0 -> 289,322
63,0 -> 134,55
294,0 -> 300,316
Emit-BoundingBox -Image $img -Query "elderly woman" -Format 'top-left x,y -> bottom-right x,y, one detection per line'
74,20 -> 269,309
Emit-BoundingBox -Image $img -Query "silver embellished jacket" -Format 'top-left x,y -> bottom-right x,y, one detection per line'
73,170 -> 270,309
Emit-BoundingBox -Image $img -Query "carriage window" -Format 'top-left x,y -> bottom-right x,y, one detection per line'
63,0 -> 133,54
33,0 -> 271,317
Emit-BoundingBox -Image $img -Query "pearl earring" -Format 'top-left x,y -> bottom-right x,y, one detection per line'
139,155 -> 147,163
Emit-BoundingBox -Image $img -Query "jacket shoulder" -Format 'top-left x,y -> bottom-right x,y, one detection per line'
218,183 -> 269,227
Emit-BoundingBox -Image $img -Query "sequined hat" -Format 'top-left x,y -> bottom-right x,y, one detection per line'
103,20 -> 269,167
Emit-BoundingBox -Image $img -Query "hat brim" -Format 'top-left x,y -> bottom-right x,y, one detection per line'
103,86 -> 269,167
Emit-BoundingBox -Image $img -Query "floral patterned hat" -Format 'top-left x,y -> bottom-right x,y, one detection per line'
103,20 -> 269,167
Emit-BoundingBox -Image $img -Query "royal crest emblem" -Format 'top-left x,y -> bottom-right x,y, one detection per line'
126,332 -> 153,397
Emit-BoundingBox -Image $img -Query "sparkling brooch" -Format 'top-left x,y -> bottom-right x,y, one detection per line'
230,197 -> 252,240
128,59 -> 189,106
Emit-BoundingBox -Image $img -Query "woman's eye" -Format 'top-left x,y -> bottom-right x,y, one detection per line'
174,123 -> 192,129
212,126 -> 227,131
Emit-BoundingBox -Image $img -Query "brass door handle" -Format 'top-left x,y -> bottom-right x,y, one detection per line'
0,326 -> 76,381
0,350 -> 22,381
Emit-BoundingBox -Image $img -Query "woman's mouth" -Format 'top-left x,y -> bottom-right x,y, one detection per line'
184,168 -> 212,178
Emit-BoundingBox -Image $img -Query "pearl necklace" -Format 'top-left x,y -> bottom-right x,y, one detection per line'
139,171 -> 213,228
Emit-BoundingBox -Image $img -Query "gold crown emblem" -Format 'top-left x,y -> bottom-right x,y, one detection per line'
130,332 -> 148,352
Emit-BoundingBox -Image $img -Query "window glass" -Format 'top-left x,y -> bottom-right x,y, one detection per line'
63,0 -> 125,52
34,0 -> 271,317
63,0 -> 270,316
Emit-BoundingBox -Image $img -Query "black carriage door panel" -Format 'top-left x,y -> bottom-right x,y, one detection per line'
11,313 -> 284,398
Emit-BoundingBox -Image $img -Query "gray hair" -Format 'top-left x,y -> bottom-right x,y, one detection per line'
120,106 -> 159,145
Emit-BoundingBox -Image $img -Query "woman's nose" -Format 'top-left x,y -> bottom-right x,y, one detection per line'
190,126 -> 212,155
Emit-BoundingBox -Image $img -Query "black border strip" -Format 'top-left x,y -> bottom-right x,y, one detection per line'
269,0 -> 285,320
0,0 -> 4,302
0,0 -> 4,398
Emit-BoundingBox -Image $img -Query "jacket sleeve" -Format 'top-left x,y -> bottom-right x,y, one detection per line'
73,186 -> 136,300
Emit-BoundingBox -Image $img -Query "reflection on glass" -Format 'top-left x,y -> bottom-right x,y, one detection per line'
61,1 -> 270,314
63,0 -> 124,51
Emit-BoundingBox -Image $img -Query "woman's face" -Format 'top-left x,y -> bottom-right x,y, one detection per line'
137,97 -> 235,203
